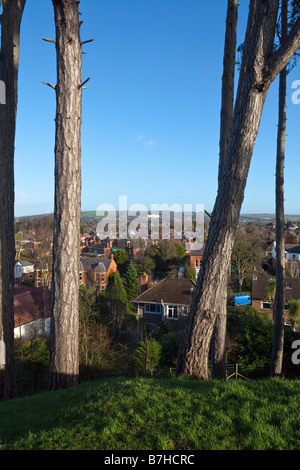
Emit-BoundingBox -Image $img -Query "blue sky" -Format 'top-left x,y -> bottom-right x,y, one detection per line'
14,0 -> 300,217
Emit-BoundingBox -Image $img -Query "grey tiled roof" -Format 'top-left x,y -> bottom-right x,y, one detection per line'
79,256 -> 112,272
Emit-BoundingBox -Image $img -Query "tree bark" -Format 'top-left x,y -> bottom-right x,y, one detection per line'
177,0 -> 300,380
0,0 -> 26,399
211,0 -> 239,380
49,0 -> 82,391
270,0 -> 288,378
218,0 -> 239,185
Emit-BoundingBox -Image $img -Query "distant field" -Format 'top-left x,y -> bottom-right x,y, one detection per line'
0,376 -> 300,450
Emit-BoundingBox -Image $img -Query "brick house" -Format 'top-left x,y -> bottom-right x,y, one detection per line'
251,276 -> 300,324
79,255 -> 117,292
14,285 -> 51,340
134,278 -> 196,330
271,243 -> 300,275
189,245 -> 205,277
14,260 -> 35,285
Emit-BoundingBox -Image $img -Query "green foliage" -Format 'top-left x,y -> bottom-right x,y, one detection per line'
102,270 -> 131,339
176,243 -> 185,258
265,278 -> 276,302
287,299 -> 300,331
15,338 -> 50,394
159,330 -> 184,366
124,260 -> 139,302
227,308 -> 274,371
113,249 -> 129,274
151,319 -> 187,367
79,285 -> 129,376
184,265 -> 196,281
133,338 -> 162,374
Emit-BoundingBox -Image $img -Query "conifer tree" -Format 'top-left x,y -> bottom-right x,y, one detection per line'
105,271 -> 129,338
124,261 -> 139,303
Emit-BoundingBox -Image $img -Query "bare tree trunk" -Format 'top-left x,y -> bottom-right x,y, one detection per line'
211,0 -> 239,380
0,0 -> 26,399
49,0 -> 82,391
177,0 -> 300,380
218,0 -> 239,185
270,0 -> 288,378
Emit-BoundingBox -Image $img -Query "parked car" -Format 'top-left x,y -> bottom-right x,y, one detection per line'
228,294 -> 251,307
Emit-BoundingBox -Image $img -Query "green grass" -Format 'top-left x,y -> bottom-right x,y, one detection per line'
0,376 -> 300,450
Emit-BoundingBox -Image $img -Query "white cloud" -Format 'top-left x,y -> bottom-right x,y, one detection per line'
129,135 -> 157,146
143,139 -> 157,147
129,135 -> 145,143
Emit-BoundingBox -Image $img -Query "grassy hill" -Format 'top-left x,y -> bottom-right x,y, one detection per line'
1,376 -> 300,450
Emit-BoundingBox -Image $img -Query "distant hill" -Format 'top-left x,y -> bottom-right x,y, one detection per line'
15,211 -> 300,224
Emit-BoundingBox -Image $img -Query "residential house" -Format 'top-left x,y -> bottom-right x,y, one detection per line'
271,242 -> 300,276
252,275 -> 300,326
14,260 -> 35,285
79,255 -> 117,292
14,285 -> 51,340
134,278 -> 196,330
189,245 -> 205,277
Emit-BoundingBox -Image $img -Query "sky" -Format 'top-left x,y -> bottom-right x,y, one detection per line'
12,0 -> 300,218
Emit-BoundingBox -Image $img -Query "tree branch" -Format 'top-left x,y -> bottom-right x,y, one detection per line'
81,39 -> 93,46
43,37 -> 56,44
263,15 -> 300,86
78,77 -> 90,89
42,81 -> 56,90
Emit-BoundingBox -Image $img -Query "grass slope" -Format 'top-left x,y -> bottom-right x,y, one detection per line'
0,376 -> 300,450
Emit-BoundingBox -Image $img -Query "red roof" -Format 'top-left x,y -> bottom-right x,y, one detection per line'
14,285 -> 51,328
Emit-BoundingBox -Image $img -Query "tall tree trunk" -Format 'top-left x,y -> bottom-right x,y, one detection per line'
270,0 -> 288,378
49,0 -> 82,391
177,0 -> 300,380
0,0 -> 26,399
211,0 -> 239,380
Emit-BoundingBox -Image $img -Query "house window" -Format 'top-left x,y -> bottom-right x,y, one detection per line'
79,272 -> 83,281
167,305 -> 178,319
144,304 -> 161,314
195,260 -> 199,268
286,282 -> 292,289
182,306 -> 189,316
261,301 -> 272,310
102,273 -> 105,282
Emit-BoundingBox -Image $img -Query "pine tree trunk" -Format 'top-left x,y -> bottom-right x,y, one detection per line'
211,0 -> 238,381
177,1 -> 280,380
218,0 -> 239,185
270,0 -> 288,378
0,0 -> 26,399
49,0 -> 82,391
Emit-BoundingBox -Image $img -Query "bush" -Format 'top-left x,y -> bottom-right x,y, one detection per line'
227,307 -> 274,371
133,338 -> 162,374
